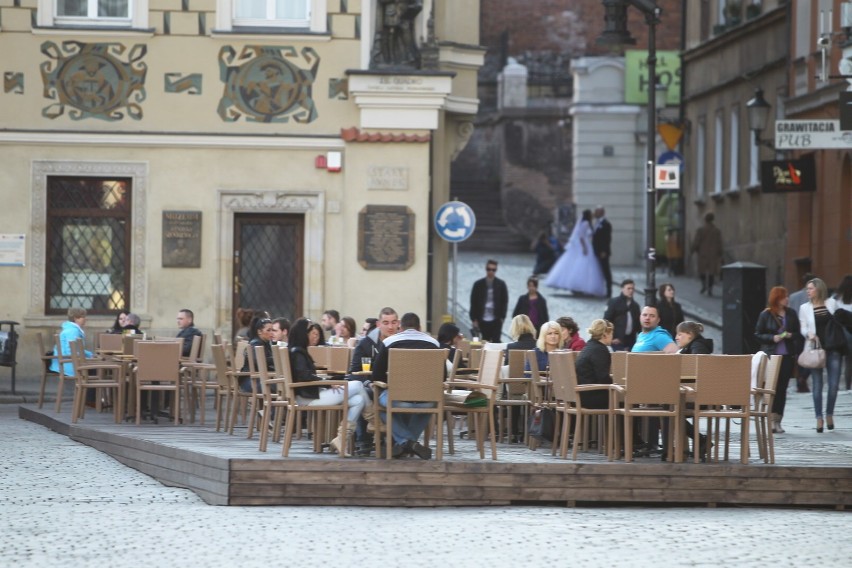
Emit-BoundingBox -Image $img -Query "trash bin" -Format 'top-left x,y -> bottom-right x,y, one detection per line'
0,320 -> 20,394
721,263 -> 766,355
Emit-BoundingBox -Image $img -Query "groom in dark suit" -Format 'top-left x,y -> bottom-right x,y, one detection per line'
593,206 -> 613,298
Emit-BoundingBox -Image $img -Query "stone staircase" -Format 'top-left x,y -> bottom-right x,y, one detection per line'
450,177 -> 529,252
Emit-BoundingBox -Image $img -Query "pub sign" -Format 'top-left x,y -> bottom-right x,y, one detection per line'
760,154 -> 816,194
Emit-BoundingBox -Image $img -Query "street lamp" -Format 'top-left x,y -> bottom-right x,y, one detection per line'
598,0 -> 662,307
746,87 -> 774,148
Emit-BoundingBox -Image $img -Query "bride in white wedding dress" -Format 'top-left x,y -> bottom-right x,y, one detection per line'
543,209 -> 607,297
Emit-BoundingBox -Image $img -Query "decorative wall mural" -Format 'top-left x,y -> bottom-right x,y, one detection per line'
4,72 -> 24,94
165,73 -> 202,95
217,45 -> 319,123
40,41 -> 147,121
328,78 -> 348,100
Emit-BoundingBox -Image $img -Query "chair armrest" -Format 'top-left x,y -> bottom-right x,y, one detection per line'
444,381 -> 498,391
751,387 -> 774,395
680,385 -> 696,394
500,378 -> 532,384
575,384 -> 614,392
291,380 -> 348,389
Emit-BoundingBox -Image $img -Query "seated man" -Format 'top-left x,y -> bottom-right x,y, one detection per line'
371,312 -> 442,460
176,308 -> 203,358
631,306 -> 679,353
631,305 -> 679,456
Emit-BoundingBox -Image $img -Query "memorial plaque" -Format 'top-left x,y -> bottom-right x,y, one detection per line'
162,211 -> 201,268
358,205 -> 414,270
367,166 -> 409,190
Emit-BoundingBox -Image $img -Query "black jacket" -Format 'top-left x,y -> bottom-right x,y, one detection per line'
657,300 -> 684,338
755,308 -> 801,356
603,295 -> 640,343
512,293 -> 550,328
505,334 -> 537,364
177,325 -> 203,358
469,277 -> 509,323
678,336 -> 714,354
574,339 -> 612,409
289,347 -> 321,399
592,218 -> 612,257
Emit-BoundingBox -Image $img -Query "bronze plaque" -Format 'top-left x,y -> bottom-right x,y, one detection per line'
358,205 -> 415,270
162,211 -> 201,268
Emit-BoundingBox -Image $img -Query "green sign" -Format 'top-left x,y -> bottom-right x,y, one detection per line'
624,50 -> 681,106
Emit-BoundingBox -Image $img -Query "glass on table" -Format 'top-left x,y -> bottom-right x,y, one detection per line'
361,357 -> 371,372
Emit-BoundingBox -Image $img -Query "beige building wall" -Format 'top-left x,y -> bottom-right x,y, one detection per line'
0,0 -> 483,379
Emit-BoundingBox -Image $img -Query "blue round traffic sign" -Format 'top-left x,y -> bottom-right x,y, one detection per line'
658,150 -> 685,172
434,201 -> 476,242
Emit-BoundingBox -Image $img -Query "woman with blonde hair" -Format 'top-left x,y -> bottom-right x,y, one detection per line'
574,319 -> 614,409
505,314 -> 537,363
527,320 -> 563,372
799,277 -> 841,432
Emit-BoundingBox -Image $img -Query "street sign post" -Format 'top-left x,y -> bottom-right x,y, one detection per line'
434,201 -> 476,323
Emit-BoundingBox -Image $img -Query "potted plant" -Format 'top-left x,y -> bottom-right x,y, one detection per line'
725,0 -> 743,26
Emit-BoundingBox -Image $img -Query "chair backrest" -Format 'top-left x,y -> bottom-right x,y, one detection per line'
327,346 -> 352,374
548,350 -> 578,404
135,341 -> 182,384
694,355 -> 753,407
98,333 -> 124,352
54,332 -> 73,378
506,350 -> 526,378
610,350 -> 628,385
254,345 -> 275,397
755,354 -> 782,410
386,348 -> 448,404
211,344 -> 231,389
469,347 -> 482,370
68,338 -> 87,379
478,349 -> 503,401
308,345 -> 328,367
447,349 -> 462,381
275,345 -> 294,390
458,339 -> 471,360
184,334 -> 203,362
123,334 -> 144,355
679,353 -> 699,381
213,332 -> 223,345
525,349 -> 549,404
232,341 -> 249,372
624,353 -> 682,406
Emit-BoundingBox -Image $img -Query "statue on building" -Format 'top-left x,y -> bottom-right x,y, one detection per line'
371,0 -> 423,69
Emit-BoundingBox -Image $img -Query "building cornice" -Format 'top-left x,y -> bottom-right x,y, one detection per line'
0,131 -> 345,149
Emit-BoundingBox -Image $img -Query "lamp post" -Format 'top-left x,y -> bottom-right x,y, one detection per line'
597,0 -> 662,307
746,87 -> 774,148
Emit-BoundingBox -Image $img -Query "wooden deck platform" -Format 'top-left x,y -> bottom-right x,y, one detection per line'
19,405 -> 852,509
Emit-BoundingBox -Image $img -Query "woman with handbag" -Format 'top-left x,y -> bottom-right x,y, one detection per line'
755,287 -> 801,434
798,278 -> 840,433
831,275 -> 852,391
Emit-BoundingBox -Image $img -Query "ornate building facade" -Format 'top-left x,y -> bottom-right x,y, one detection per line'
0,0 -> 484,375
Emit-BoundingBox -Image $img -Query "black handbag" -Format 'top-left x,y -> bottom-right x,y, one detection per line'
824,316 -> 848,353
528,407 -> 555,442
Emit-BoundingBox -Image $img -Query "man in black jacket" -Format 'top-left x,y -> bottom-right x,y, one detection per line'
176,308 -> 202,358
593,206 -> 613,298
371,312 -> 442,459
469,259 -> 509,342
604,280 -> 641,351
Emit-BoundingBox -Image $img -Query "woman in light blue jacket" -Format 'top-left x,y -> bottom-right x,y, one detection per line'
48,307 -> 92,376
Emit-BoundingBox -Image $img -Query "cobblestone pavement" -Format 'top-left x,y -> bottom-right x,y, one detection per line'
2,406 -> 851,568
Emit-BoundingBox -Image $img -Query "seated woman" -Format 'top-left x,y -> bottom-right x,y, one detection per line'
574,319 -> 614,409
505,314 -> 537,364
333,316 -> 358,347
240,316 -> 275,393
557,316 -> 587,352
526,321 -> 563,372
107,310 -> 129,334
673,320 -> 711,458
308,322 -> 326,346
289,318 -> 367,456
122,313 -> 142,335
437,322 -> 463,363
674,321 -> 713,354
